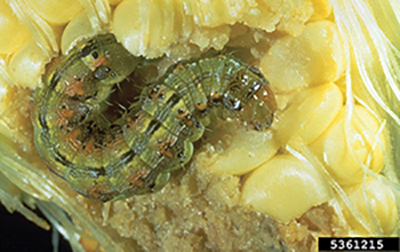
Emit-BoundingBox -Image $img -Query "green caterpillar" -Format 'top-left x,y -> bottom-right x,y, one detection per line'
31,33 -> 277,202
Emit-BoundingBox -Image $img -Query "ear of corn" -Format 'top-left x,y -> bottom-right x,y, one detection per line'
0,0 -> 399,251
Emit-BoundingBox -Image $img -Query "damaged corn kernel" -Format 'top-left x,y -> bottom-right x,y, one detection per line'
309,0 -> 333,21
112,0 -> 315,59
61,11 -> 97,54
112,0 -> 231,58
261,20 -> 345,91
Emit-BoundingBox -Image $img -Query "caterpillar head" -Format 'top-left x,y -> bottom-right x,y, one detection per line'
228,65 -> 277,131
79,34 -> 140,85
243,83 -> 277,131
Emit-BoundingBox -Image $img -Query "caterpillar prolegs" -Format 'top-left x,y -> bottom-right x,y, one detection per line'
31,34 -> 277,202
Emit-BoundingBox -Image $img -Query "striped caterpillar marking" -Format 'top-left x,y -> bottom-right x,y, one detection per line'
31,34 -> 277,202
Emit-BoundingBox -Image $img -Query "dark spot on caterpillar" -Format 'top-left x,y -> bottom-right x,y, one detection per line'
49,74 -> 61,90
148,182 -> 156,189
247,65 -> 263,77
31,33 -> 277,202
91,51 -> 99,60
196,102 -> 208,113
94,66 -> 111,80
166,93 -> 181,106
145,119 -> 162,136
79,43 -> 96,58
38,114 -> 48,131
120,150 -> 136,163
53,151 -> 71,168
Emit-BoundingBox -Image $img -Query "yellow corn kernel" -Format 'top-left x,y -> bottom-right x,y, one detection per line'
241,154 -> 332,223
310,105 -> 385,186
61,12 -> 97,54
113,0 -> 181,58
0,0 -> 31,55
343,176 -> 398,235
275,82 -> 343,145
207,129 -> 279,175
111,0 -> 315,59
309,0 -> 333,21
261,20 -> 345,91
27,0 -> 83,25
8,38 -> 49,88
183,0 -> 237,27
274,1 -> 314,37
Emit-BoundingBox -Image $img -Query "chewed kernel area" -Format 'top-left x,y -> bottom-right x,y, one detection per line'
261,20 -> 345,91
